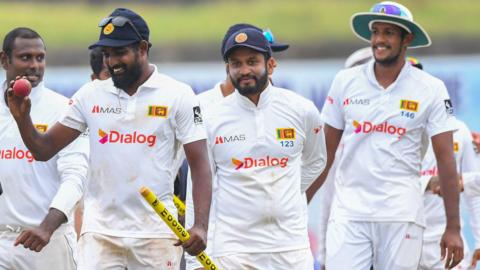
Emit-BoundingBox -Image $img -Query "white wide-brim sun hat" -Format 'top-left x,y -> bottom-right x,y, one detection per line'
351,1 -> 431,48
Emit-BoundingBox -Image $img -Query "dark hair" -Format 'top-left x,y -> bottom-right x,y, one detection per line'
2,27 -> 44,59
89,47 -> 104,77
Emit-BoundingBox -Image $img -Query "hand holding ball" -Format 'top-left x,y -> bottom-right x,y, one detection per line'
13,79 -> 32,97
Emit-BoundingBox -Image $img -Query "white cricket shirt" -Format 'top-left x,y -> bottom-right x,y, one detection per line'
420,118 -> 479,244
322,60 -> 455,225
0,82 -> 88,227
60,65 -> 206,238
206,84 -> 327,256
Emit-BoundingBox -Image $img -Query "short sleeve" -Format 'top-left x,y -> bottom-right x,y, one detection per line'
425,82 -> 455,137
60,85 -> 89,133
174,87 -> 207,145
321,72 -> 346,130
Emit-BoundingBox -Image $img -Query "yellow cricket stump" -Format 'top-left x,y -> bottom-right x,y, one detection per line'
173,195 -> 186,216
140,186 -> 218,270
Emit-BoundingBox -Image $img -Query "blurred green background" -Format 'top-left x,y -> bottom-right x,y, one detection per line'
1,0 -> 478,65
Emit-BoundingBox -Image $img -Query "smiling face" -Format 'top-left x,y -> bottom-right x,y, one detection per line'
370,22 -> 413,66
226,47 -> 273,97
1,37 -> 45,88
102,44 -> 143,91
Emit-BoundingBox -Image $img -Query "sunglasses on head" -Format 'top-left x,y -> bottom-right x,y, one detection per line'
370,3 -> 407,17
98,16 -> 144,41
262,28 -> 276,44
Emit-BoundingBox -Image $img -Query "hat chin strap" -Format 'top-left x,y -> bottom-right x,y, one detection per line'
368,19 -> 412,34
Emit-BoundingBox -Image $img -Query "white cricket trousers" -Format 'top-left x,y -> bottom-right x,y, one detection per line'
213,248 -> 313,270
0,224 -> 77,270
78,232 -> 183,270
326,220 -> 423,270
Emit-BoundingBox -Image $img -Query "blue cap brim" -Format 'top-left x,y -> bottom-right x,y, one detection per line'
223,44 -> 271,60
88,38 -> 139,49
271,42 -> 289,52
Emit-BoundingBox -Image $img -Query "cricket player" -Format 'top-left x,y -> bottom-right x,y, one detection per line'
199,28 -> 326,269
310,47 -> 375,270
307,1 -> 463,269
184,23 -> 290,270
0,27 -> 88,269
6,8 -> 212,270
419,117 -> 480,269
89,46 -> 110,81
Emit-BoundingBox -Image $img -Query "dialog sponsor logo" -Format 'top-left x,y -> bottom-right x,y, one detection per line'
98,129 -> 156,147
326,96 -> 334,104
92,105 -> 122,114
0,147 -> 34,162
352,120 -> 406,136
215,134 -> 246,145
421,166 -> 438,176
232,156 -> 289,170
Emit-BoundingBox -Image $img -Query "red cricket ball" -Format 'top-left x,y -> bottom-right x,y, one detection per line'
13,78 -> 32,97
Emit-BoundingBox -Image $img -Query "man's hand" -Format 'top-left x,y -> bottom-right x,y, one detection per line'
470,248 -> 480,269
14,226 -> 52,252
440,227 -> 464,269
6,77 -> 32,120
428,175 -> 463,196
174,224 -> 207,256
14,208 -> 67,252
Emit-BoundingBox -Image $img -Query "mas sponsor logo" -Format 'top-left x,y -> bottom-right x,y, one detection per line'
276,128 -> 295,140
148,105 -> 168,117
343,98 -> 370,106
34,124 -> 48,133
92,105 -> 122,114
193,106 -> 203,125
0,147 -> 34,162
400,99 -> 419,112
232,156 -> 289,170
353,120 -> 406,137
98,129 -> 156,147
444,99 -> 454,115
314,125 -> 323,134
215,134 -> 246,145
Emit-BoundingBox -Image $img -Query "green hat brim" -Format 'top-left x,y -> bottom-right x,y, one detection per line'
351,12 -> 431,48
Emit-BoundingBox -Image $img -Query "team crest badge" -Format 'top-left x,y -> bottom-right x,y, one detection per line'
235,33 -> 248,43
103,23 -> 115,35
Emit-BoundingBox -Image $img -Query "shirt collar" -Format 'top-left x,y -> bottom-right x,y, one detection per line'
235,82 -> 274,110
106,64 -> 160,97
366,59 -> 411,91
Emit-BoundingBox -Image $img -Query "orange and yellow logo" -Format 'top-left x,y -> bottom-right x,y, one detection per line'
103,23 -> 114,35
148,105 -> 168,117
34,124 -> 48,133
276,128 -> 295,140
400,99 -> 419,112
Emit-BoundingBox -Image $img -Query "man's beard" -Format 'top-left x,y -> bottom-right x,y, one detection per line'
109,55 -> 142,91
231,67 -> 269,96
373,44 -> 403,66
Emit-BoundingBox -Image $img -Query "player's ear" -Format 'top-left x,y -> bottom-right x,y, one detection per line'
0,51 -> 9,70
266,56 -> 275,76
